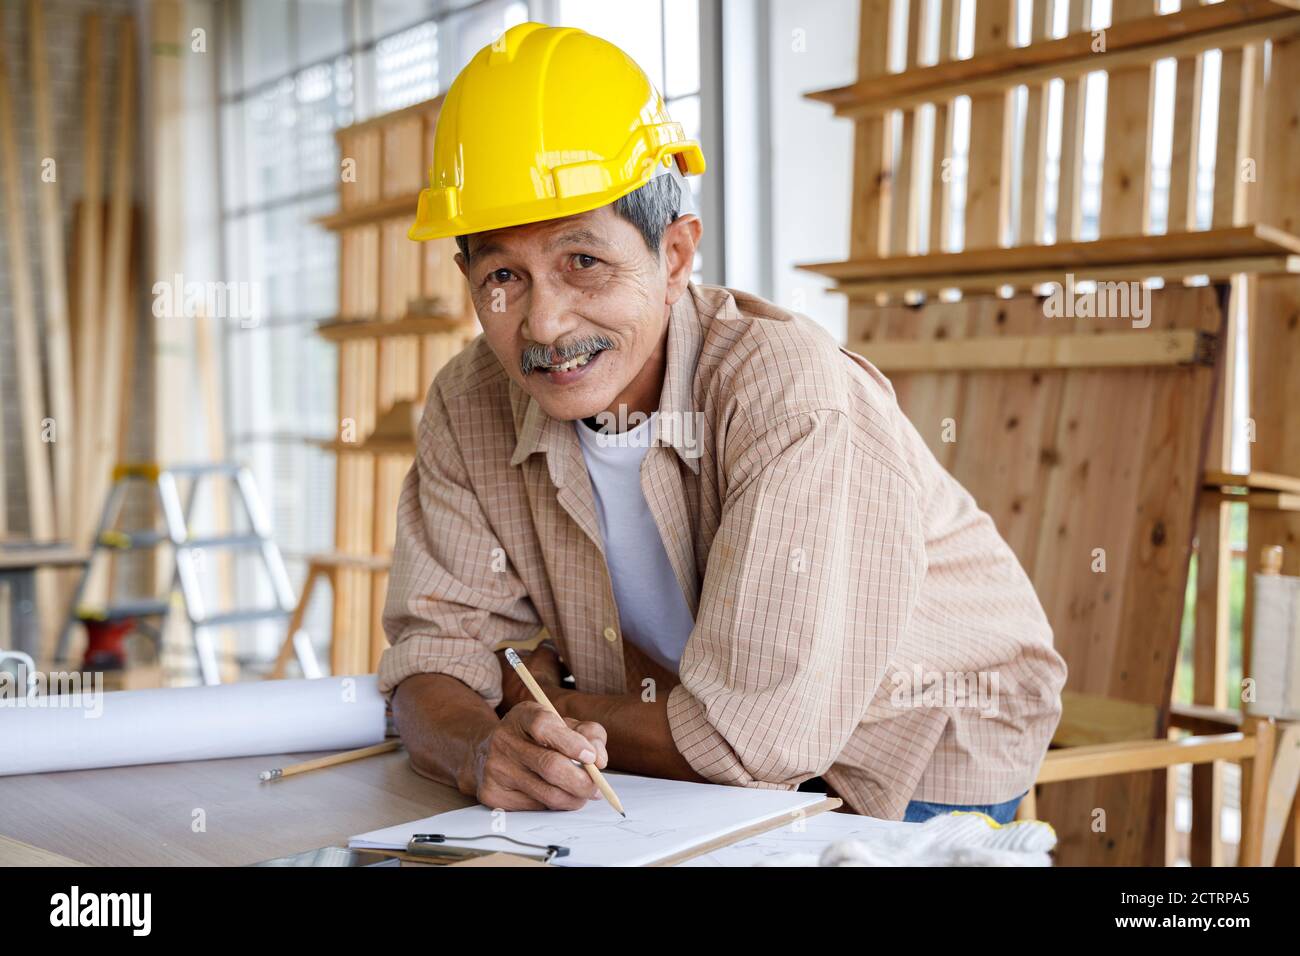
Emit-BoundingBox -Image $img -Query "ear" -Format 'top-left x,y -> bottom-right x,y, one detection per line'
454,252 -> 468,277
662,214 -> 702,303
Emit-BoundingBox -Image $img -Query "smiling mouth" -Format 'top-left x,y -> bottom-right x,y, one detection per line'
539,350 -> 600,373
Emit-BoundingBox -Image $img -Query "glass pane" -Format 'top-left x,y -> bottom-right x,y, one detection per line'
298,0 -> 348,65
375,20 -> 439,112
663,0 -> 699,98
242,0 -> 292,87
558,0 -> 665,94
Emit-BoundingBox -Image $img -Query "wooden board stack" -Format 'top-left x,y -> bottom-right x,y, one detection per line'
319,97 -> 477,674
802,0 -> 1300,865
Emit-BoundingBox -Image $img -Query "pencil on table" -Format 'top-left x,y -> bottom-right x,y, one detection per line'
259,739 -> 401,781
504,647 -> 626,816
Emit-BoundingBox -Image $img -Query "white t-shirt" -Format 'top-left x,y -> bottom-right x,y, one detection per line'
574,412 -> 695,672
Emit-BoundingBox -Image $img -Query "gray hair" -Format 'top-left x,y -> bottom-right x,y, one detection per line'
455,171 -> 685,263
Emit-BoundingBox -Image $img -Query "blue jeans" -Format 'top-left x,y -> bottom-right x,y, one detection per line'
902,791 -> 1025,824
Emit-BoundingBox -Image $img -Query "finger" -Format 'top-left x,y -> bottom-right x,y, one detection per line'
497,752 -> 592,810
520,708 -> 599,765
571,720 -> 608,768
509,737 -> 599,801
480,781 -> 548,812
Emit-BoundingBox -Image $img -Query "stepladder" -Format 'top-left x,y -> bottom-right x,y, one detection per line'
57,462 -> 313,685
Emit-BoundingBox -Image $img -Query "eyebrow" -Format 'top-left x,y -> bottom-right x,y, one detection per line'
469,227 -> 611,263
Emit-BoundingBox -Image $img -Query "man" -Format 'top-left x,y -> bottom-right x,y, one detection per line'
381,22 -> 1066,823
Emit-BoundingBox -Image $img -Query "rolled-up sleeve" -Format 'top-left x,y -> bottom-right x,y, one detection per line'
377,387 -> 540,705
667,406 -> 926,788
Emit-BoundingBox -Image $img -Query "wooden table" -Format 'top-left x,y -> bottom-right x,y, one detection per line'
0,544 -> 88,659
0,748 -> 471,866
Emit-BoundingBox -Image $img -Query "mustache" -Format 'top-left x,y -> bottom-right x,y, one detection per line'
520,334 -> 616,375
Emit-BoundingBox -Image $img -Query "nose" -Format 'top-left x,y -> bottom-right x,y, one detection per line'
522,278 -> 580,347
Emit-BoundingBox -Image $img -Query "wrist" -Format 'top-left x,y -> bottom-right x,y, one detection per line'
456,719 -> 495,797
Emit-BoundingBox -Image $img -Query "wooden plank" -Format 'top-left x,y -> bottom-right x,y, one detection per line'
887,0 -> 924,257
1056,0 -> 1093,243
1038,733 -> 1255,783
963,1 -> 1015,250
1054,690 -> 1160,747
831,253 -> 1296,297
1205,470 -> 1300,495
800,222 -> 1300,281
1017,0 -> 1054,246
1166,38 -> 1203,233
1099,0 -> 1158,238
855,329 -> 1211,372
1030,285 -> 1223,865
88,16 -> 136,584
74,15 -> 104,541
808,1 -> 1300,114
27,0 -> 76,539
849,0 -> 892,260
926,0 -> 957,253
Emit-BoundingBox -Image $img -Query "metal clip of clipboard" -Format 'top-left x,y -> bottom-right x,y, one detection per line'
406,833 -> 570,864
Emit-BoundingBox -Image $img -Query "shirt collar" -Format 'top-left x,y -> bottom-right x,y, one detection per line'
509,282 -> 706,476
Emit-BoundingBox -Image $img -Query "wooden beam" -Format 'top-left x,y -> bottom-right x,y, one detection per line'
74,16 -> 104,542
925,0 -> 956,254
87,16 -> 136,565
800,223 -> 1300,282
1098,0 -> 1158,238
851,329 -> 1213,373
807,1 -> 1300,116
1053,690 -> 1159,748
1038,733 -> 1256,784
1205,470 -> 1300,495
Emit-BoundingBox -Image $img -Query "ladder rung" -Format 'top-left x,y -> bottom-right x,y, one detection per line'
76,600 -> 172,622
196,608 -> 292,627
179,534 -> 263,550
97,530 -> 168,550
165,462 -> 243,477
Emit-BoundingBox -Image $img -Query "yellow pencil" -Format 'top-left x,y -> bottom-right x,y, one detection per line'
259,739 -> 401,781
504,648 -> 626,816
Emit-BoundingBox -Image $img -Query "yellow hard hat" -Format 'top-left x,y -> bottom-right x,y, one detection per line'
409,21 -> 706,243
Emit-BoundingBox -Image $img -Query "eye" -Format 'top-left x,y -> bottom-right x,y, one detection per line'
487,268 -> 514,284
573,253 -> 599,269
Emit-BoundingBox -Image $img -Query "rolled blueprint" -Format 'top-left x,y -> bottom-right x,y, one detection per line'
0,675 -> 387,776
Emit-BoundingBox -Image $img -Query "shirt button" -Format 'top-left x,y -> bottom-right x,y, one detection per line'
603,627 -> 618,643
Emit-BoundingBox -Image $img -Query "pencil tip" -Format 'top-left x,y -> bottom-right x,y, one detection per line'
620,811 -> 626,818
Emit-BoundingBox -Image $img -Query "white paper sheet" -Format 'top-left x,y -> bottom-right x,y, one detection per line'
677,807 -> 915,866
0,676 -> 387,776
350,774 -> 829,866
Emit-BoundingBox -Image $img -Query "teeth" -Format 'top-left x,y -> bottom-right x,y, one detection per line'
544,351 -> 594,373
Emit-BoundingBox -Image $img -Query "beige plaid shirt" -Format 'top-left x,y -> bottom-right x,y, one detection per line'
379,282 -> 1066,819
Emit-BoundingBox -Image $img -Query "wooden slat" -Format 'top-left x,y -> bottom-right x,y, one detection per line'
887,0 -> 924,257
830,253 -> 1295,297
1056,0 -> 1093,242
926,0 -> 957,253
1205,470 -> 1300,495
808,0 -> 1300,115
1018,0 -> 1054,246
1099,1 -> 1158,238
1166,33 -> 1203,233
1038,733 -> 1255,784
1053,691 -> 1159,748
963,1 -> 1014,250
853,329 -> 1212,372
849,0 -> 893,259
